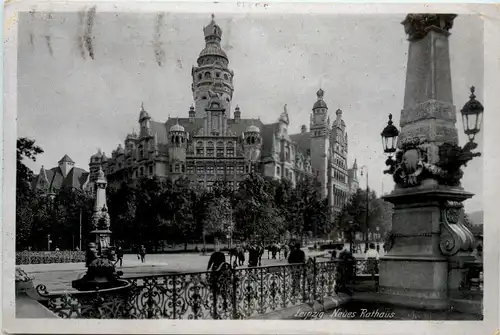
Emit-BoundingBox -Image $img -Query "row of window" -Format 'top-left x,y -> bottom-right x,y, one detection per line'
196,140 -> 234,148
333,188 -> 348,207
181,165 -> 254,175
334,169 -> 348,183
134,165 -> 154,178
195,148 -> 235,157
196,71 -> 230,81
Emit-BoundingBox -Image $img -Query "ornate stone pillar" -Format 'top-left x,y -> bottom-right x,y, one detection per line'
379,14 -> 477,310
91,167 -> 112,257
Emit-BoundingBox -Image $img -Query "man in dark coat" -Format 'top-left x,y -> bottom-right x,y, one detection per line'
207,246 -> 226,271
335,244 -> 355,296
287,242 -> 305,264
248,244 -> 260,267
288,242 -> 305,294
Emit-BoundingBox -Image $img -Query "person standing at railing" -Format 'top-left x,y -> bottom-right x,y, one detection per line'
288,242 -> 305,294
335,244 -> 355,296
283,243 -> 290,260
365,243 -> 379,290
207,245 -> 226,271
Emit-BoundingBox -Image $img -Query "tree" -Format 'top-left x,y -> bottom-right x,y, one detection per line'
108,181 -> 137,248
336,188 -> 393,243
204,195 -> 232,244
233,173 -> 284,244
16,138 -> 44,250
17,138 -> 44,193
170,178 -> 197,247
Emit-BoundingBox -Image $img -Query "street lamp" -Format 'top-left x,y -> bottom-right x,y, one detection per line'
381,114 -> 400,175
360,165 -> 369,253
461,86 -> 484,146
380,114 -> 399,156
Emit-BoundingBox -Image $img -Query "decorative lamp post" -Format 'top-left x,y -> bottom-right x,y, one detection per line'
381,114 -> 400,175
381,114 -> 400,156
460,86 -> 484,148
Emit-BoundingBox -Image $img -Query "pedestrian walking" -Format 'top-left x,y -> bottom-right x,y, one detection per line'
139,245 -> 146,263
115,246 -> 124,267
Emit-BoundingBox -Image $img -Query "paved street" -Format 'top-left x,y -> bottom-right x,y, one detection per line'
22,249 -> 329,292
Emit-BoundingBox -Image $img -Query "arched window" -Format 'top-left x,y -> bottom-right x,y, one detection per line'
247,137 -> 251,144
277,166 -> 281,176
216,72 -> 220,78
205,72 -> 211,79
285,147 -> 290,162
251,137 -> 255,144
198,73 -> 202,80
175,136 -> 180,144
139,145 -> 144,159
224,74 -> 228,80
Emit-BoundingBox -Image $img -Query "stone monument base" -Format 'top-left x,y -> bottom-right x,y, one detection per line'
379,255 -> 450,310
379,185 -> 475,311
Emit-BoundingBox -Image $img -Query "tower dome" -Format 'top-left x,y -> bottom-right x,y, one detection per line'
138,103 -> 150,122
313,88 -> 328,109
170,120 -> 185,132
336,108 -> 343,116
90,149 -> 103,162
246,124 -> 260,133
203,14 -> 223,42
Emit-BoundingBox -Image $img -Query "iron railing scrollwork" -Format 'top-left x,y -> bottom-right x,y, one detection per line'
36,258 -> 378,319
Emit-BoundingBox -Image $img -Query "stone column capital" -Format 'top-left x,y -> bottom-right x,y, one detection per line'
402,14 -> 457,41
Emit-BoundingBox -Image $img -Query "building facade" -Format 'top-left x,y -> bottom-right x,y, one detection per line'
90,15 -> 358,214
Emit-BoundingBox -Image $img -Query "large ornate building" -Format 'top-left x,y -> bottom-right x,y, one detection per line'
89,15 -> 358,214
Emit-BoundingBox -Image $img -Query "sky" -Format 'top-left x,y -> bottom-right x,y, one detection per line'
17,11 -> 484,213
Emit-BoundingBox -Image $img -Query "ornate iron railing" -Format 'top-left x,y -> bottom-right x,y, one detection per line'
36,258 -> 378,319
16,251 -> 86,265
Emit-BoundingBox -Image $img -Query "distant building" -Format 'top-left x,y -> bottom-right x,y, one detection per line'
31,154 -> 90,194
90,15 -> 359,215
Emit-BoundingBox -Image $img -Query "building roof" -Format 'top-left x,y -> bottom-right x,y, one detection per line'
32,165 -> 89,192
58,154 -> 75,164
